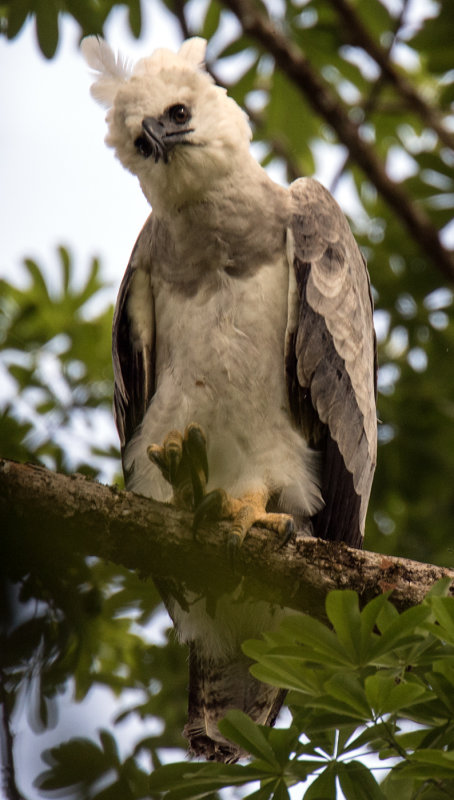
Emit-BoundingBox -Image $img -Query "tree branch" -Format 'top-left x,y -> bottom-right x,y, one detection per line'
328,0 -> 454,151
329,0 -> 408,195
220,0 -> 454,282
1,458 -> 453,617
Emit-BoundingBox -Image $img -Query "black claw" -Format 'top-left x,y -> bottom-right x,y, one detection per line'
185,426 -> 209,482
190,469 -> 205,509
186,459 -> 207,508
184,426 -> 209,508
192,490 -> 224,535
278,518 -> 295,550
168,448 -> 180,485
227,531 -> 242,568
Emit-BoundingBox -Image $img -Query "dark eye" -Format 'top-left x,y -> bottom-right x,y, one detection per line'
168,104 -> 190,124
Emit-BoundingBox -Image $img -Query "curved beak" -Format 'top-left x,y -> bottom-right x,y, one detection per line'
141,117 -> 169,163
140,116 -> 194,164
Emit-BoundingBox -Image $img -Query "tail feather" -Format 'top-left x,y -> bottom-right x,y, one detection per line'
184,643 -> 286,763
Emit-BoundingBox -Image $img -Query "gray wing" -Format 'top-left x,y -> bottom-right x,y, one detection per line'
286,178 -> 377,547
112,214 -> 155,473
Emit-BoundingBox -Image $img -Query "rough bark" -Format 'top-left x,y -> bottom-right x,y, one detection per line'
1,458 -> 453,616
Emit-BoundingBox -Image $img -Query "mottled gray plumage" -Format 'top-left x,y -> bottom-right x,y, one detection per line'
83,35 -> 377,763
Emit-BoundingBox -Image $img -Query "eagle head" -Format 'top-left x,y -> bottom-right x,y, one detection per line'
81,36 -> 252,209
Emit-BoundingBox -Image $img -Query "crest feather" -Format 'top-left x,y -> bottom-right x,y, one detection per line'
81,36 -> 131,108
178,37 -> 207,67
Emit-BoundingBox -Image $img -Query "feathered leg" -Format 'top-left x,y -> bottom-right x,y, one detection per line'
184,643 -> 287,763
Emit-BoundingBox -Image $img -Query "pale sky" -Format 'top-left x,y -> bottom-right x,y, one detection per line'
0,2 -> 181,294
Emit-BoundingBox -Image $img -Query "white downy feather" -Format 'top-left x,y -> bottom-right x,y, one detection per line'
81,36 -> 131,108
177,37 -> 207,67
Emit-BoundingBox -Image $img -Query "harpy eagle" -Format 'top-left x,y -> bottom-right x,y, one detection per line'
82,36 -> 377,763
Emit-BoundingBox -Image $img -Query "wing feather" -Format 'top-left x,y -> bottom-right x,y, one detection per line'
112,215 -> 155,469
287,178 -> 377,546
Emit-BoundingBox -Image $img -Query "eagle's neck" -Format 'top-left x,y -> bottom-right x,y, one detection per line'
150,158 -> 291,286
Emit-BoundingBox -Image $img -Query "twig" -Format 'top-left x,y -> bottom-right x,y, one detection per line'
328,0 -> 454,151
220,0 -> 454,281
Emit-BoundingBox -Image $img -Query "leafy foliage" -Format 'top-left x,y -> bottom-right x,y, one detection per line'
0,0 -> 142,58
2,0 -> 454,798
0,251 -> 188,793
146,585 -> 454,800
2,538 -> 188,792
0,247 -> 118,479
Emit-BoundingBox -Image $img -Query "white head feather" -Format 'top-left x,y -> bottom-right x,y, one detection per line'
81,36 -> 207,110
81,36 -> 252,209
81,36 -> 131,107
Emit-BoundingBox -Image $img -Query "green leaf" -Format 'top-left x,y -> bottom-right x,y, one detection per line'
264,725 -> 301,768
325,591 -> 362,661
249,654 -> 324,695
411,749 -> 454,769
335,723 -> 362,754
23,258 -> 51,302
340,722 -> 394,755
370,605 -> 430,660
365,673 -> 428,715
410,4 -> 454,72
425,578 -> 454,598
359,594 -> 393,652
128,0 -> 142,38
430,597 -> 454,643
386,749 -> 454,781
322,674 -> 371,719
35,738 -> 108,791
59,245 -> 71,295
289,700 -> 363,733
279,613 -> 353,665
375,600 -> 399,632
379,766 -> 420,800
99,729 -> 119,764
217,36 -> 254,59
286,759 -> 329,782
244,782 -> 276,800
218,711 -> 279,767
201,0 -> 222,40
148,761 -> 265,799
35,0 -> 59,58
337,761 -> 387,800
6,0 -> 31,38
423,669 -> 454,716
433,658 -> 454,689
302,764 -> 336,800
272,779 -> 290,800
